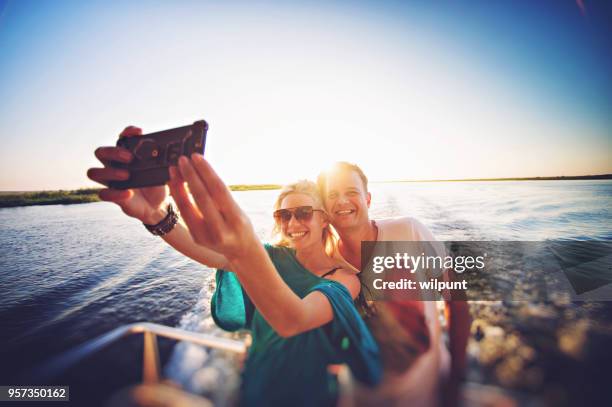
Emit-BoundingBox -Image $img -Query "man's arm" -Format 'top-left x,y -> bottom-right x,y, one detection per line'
443,269 -> 471,407
406,218 -> 471,406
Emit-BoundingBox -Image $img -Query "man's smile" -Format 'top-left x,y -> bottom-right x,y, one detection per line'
335,209 -> 355,216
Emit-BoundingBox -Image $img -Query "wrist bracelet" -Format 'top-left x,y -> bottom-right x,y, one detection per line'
143,203 -> 178,236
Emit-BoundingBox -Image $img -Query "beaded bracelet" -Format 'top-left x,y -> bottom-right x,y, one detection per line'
143,203 -> 178,236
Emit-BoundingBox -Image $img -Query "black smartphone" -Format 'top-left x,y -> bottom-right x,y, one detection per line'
109,120 -> 208,190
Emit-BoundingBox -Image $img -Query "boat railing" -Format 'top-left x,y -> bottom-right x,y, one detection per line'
32,322 -> 246,383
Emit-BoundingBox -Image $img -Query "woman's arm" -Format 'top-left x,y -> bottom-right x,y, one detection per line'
230,244 -> 334,337
161,217 -> 229,269
231,252 -> 360,337
171,154 -> 359,337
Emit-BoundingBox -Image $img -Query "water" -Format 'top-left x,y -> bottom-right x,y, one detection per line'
0,180 -> 611,403
371,180 -> 612,241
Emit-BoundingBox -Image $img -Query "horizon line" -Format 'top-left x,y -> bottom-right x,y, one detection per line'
374,173 -> 612,184
1,173 -> 611,193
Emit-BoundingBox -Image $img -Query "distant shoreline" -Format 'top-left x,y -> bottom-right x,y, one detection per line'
0,185 -> 282,208
1,175 -> 610,208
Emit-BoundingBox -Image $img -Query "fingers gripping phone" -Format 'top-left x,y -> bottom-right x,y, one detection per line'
109,120 -> 208,190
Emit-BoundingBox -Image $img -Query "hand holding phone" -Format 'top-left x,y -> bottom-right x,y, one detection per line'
109,120 -> 208,190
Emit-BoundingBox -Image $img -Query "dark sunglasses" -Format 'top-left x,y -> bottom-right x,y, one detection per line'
273,206 -> 324,224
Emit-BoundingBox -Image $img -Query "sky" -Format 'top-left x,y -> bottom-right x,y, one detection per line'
0,0 -> 610,190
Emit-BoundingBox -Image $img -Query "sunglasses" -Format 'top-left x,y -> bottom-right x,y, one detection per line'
273,206 -> 325,224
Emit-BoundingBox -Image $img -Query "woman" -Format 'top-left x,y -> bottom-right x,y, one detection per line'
205,178 -> 380,406
87,126 -> 381,406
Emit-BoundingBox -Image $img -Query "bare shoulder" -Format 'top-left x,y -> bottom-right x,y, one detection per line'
324,268 -> 361,299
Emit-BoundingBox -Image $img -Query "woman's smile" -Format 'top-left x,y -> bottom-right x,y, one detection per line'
288,230 -> 308,239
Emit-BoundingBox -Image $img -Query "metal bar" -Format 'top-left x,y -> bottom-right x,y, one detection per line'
143,332 -> 161,383
31,322 -> 246,382
131,323 -> 246,353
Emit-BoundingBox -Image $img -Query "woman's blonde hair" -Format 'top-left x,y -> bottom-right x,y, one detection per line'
271,180 -> 357,273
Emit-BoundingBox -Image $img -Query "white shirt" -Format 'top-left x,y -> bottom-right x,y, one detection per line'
375,216 -> 437,241
374,216 -> 447,280
338,216 -> 451,407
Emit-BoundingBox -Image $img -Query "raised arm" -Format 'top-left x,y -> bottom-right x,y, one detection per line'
171,154 -> 360,337
86,126 -> 228,269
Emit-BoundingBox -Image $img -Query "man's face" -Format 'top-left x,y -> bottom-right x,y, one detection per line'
323,170 -> 371,231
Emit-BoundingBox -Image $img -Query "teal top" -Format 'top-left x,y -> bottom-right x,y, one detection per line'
211,244 -> 382,407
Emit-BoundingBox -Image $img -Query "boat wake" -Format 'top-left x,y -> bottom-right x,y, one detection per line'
164,274 -> 246,406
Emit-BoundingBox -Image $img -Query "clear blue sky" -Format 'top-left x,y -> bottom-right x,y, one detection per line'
0,0 -> 610,190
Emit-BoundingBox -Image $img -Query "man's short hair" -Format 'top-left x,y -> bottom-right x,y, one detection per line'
317,161 -> 369,196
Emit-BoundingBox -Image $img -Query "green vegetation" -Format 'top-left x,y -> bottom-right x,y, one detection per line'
0,185 -> 282,208
0,189 -> 101,208
229,184 -> 282,191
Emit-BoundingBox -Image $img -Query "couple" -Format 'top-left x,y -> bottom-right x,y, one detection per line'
88,126 -> 470,407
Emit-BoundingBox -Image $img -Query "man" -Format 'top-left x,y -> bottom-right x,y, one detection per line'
317,162 -> 470,407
